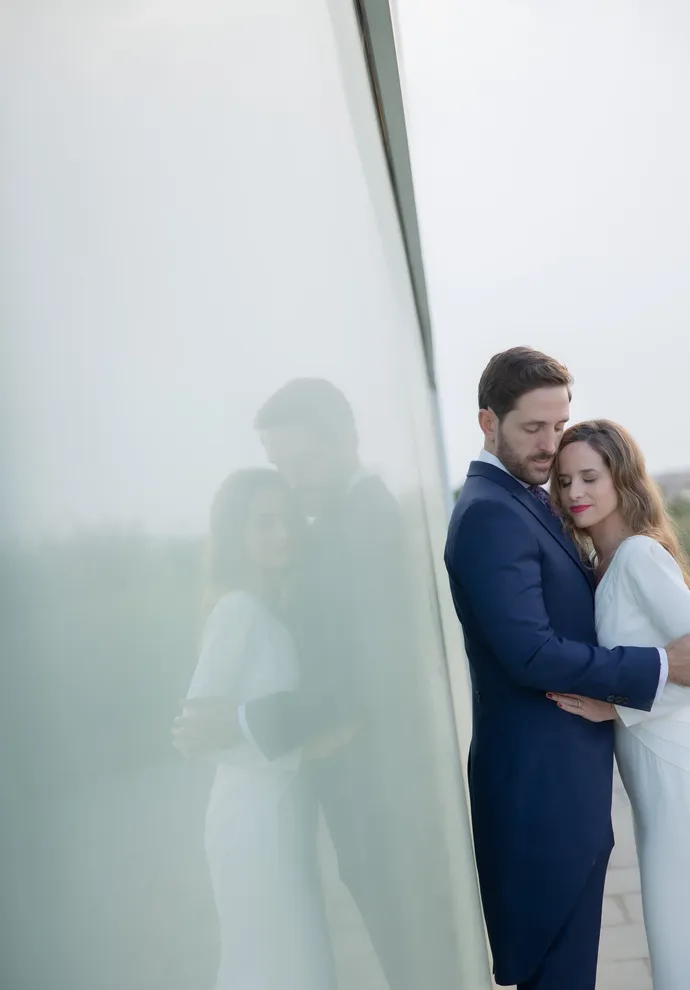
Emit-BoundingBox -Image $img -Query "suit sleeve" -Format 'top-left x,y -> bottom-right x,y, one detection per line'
445,500 -> 660,708
240,691 -> 312,759
617,538 -> 690,726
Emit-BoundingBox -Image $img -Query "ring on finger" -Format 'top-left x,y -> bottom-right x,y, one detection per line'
577,699 -> 583,709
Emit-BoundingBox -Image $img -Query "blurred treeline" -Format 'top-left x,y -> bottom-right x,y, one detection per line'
3,495 -> 690,792
1,530 -> 204,794
671,499 -> 690,550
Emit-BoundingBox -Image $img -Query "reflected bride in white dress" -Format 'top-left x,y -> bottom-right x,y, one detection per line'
184,469 -> 335,990
551,421 -> 690,990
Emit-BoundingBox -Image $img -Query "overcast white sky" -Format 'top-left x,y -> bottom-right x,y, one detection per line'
396,0 -> 690,487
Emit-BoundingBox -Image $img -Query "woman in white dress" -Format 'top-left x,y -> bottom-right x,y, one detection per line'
547,420 -> 690,990
184,468 -> 336,990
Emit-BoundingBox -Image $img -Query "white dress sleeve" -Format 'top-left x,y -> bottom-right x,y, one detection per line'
187,592 -> 255,700
617,537 -> 690,725
182,593 -> 259,764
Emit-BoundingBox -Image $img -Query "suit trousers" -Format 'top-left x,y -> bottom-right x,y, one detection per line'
517,848 -> 611,990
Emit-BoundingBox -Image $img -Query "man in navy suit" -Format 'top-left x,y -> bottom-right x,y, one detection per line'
444,347 -> 690,990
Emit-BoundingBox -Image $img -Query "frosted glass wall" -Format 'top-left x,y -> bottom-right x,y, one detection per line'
1,2 -> 490,988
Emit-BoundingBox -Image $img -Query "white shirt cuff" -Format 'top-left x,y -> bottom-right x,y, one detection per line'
655,648 -> 669,703
237,703 -> 260,749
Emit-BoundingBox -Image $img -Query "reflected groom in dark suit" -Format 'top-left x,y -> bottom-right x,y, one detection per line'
175,379 -> 456,989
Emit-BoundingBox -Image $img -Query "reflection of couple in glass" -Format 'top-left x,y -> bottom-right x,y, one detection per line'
175,379 -> 436,990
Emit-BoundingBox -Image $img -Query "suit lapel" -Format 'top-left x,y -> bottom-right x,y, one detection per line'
511,486 -> 594,589
467,461 -> 595,591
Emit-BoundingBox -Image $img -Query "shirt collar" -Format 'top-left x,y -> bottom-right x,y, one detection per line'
477,448 -> 530,489
347,467 -> 371,492
306,468 -> 371,525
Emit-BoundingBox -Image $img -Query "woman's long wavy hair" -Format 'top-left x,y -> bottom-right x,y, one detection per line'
203,468 -> 299,614
550,420 -> 690,585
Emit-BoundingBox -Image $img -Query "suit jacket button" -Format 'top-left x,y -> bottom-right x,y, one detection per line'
614,696 -> 624,704
620,697 -> 629,705
606,695 -> 615,703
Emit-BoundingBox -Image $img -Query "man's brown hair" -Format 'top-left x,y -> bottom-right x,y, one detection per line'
254,378 -> 357,443
478,346 -> 573,421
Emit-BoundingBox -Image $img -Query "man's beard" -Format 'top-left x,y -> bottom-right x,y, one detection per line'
496,432 -> 554,486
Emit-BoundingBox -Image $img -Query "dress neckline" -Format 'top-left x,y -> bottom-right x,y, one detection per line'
595,536 -> 638,594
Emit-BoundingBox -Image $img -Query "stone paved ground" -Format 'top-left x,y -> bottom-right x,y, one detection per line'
497,771 -> 652,990
597,773 -> 651,990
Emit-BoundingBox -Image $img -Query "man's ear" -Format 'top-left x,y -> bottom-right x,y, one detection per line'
478,407 -> 498,444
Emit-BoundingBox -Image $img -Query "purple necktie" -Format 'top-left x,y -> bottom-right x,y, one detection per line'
528,485 -> 558,517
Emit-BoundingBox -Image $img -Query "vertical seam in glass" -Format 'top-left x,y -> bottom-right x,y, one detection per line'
352,0 -> 437,391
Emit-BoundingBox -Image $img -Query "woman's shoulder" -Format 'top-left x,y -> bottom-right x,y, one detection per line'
616,535 -> 681,577
203,591 -> 267,638
212,589 -> 264,614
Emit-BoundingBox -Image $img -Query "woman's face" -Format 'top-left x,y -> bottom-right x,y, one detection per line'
245,485 -> 297,572
557,441 -> 620,530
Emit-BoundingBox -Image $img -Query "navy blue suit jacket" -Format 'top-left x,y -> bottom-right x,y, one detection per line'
444,461 -> 660,985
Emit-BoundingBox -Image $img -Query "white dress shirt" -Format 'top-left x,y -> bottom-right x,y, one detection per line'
474,447 -> 668,701
477,447 -> 529,485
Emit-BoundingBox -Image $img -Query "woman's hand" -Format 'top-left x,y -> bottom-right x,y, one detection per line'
547,693 -> 616,722
172,697 -> 240,756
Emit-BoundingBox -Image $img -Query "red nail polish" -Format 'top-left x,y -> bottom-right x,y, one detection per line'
546,693 -> 553,699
